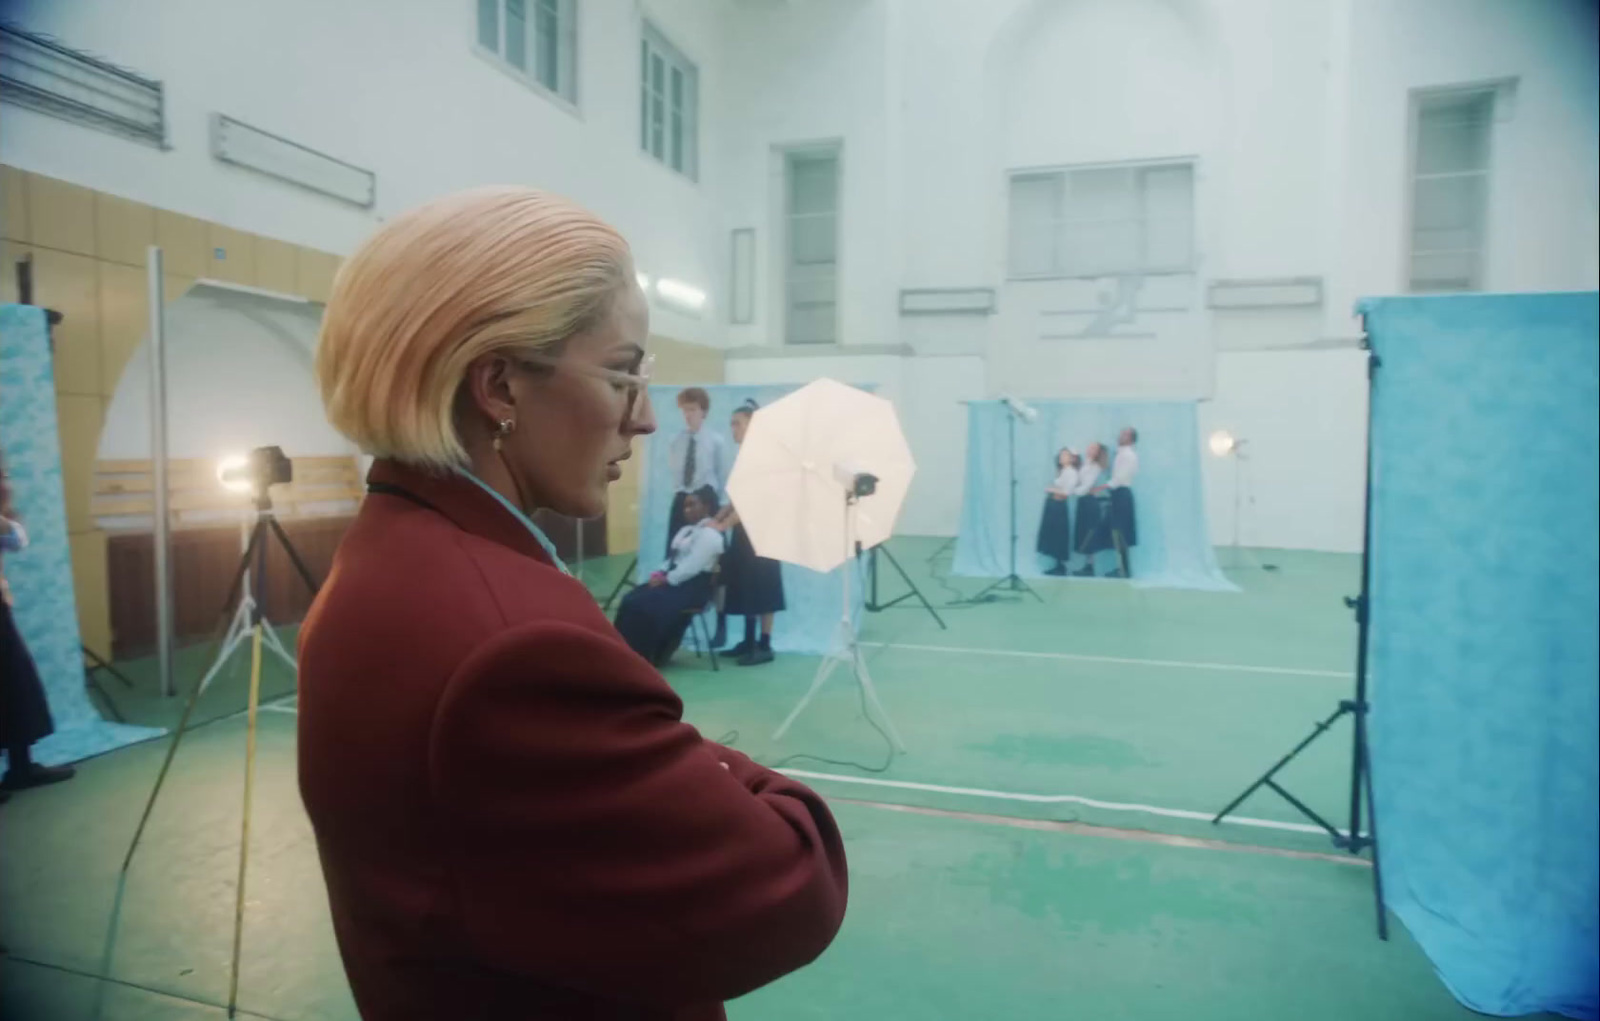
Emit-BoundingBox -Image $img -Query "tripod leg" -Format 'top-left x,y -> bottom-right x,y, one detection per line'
603,556 -> 638,612
265,516 -> 321,598
123,520 -> 266,873
774,650 -> 843,741
879,546 -> 948,629
257,618 -> 298,670
86,673 -> 125,723
1358,729 -> 1390,940
1212,704 -> 1348,825
852,644 -> 907,753
227,622 -> 264,1017
83,645 -> 136,688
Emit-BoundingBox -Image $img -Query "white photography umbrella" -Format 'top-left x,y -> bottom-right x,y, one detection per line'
726,378 -> 916,573
725,378 -> 914,753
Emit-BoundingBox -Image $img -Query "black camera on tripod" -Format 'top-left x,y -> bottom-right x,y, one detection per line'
219,446 -> 293,497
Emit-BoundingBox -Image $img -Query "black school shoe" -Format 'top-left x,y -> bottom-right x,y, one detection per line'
724,640 -> 755,658
0,763 -> 76,792
738,647 -> 775,667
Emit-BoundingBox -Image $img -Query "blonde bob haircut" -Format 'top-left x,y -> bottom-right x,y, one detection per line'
316,186 -> 633,470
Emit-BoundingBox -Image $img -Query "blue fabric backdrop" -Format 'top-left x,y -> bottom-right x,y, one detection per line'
952,399 -> 1233,591
1363,292 -> 1599,1020
638,383 -> 863,656
0,304 -> 162,766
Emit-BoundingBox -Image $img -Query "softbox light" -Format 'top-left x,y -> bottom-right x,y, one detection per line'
726,378 -> 915,574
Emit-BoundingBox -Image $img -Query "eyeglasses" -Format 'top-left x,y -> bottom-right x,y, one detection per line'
513,350 -> 655,424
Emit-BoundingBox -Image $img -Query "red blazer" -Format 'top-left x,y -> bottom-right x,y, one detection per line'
297,460 -> 848,1020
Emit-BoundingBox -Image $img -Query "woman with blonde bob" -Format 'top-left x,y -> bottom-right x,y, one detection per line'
298,187 -> 847,1021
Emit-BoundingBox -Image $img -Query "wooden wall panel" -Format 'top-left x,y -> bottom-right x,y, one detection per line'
27,175 -> 96,256
106,516 -> 354,660
2,165 -> 29,243
94,193 -> 157,268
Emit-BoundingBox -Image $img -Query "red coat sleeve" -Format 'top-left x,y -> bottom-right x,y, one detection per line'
429,621 -> 849,1007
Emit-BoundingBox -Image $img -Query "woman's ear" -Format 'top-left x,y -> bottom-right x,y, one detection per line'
464,353 -> 518,427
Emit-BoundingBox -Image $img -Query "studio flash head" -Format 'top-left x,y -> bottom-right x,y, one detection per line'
832,461 -> 879,498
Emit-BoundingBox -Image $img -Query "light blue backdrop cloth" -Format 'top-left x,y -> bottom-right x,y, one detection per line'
637,384 -> 863,656
1363,292 -> 1599,1020
1,304 -> 162,766
952,399 -> 1233,591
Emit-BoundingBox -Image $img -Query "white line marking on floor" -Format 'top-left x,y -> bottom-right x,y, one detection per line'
779,769 -> 1346,837
259,703 -> 299,715
859,641 -> 1350,679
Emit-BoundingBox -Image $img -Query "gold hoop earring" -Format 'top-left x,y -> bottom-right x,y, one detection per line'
493,418 -> 515,452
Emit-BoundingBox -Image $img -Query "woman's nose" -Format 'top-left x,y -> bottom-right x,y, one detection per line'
631,390 -> 658,435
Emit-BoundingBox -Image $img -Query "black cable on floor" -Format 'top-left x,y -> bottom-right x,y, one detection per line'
765,665 -> 896,775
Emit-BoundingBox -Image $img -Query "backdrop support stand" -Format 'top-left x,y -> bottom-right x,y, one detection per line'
862,541 -> 946,629
971,411 -> 1042,604
1212,329 -> 1388,940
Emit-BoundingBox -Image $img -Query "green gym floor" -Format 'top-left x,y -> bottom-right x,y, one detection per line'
0,539 -> 1523,1020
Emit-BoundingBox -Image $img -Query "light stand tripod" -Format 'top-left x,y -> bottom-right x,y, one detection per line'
773,491 -> 907,753
861,541 -> 946,629
972,409 -> 1042,603
1218,439 -> 1274,572
1212,336 -> 1388,940
195,510 -> 300,696
121,483 -> 321,1016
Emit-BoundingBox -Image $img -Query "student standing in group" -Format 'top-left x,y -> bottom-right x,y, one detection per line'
1072,442 -> 1111,576
1037,447 -> 1080,576
714,400 -> 787,665
665,388 -> 732,555
1095,426 -> 1140,578
0,458 -> 76,802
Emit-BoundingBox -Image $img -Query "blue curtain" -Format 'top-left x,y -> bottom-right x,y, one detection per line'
1363,292 -> 1599,1020
638,384 -> 863,656
0,305 -> 162,765
952,399 -> 1233,591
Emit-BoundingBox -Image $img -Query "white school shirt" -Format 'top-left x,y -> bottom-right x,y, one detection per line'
668,428 -> 733,498
661,522 -> 726,586
1072,464 -> 1104,496
1051,466 -> 1079,492
1110,445 -> 1139,489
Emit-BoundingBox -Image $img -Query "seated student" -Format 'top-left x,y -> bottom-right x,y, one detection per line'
1037,447 -> 1080,576
614,486 -> 726,666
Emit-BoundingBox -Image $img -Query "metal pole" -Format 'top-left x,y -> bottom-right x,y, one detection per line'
147,246 -> 174,696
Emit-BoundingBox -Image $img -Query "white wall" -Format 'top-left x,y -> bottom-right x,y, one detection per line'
0,0 -> 729,346
99,283 -> 352,461
1199,348 -> 1369,554
1329,0 -> 1600,333
724,352 -> 985,536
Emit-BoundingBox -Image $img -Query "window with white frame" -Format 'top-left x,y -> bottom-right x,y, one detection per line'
1407,88 -> 1495,293
1007,161 -> 1194,279
476,0 -> 577,104
640,24 -> 697,179
785,148 -> 840,345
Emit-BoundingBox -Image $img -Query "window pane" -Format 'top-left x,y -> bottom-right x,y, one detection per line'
1416,93 -> 1493,175
1142,165 -> 1194,271
1412,175 -> 1485,236
1065,167 -> 1138,222
536,1 -> 559,91
1008,175 -> 1060,276
651,53 -> 664,95
788,157 -> 838,214
1409,250 -> 1479,293
505,0 -> 527,70
651,93 -> 664,158
477,0 -> 499,50
671,108 -> 684,171
640,42 -> 650,150
1061,220 -> 1141,276
790,215 -> 836,266
787,296 -> 836,344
